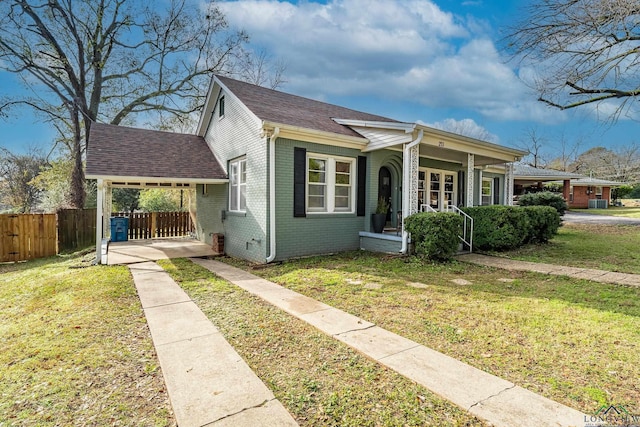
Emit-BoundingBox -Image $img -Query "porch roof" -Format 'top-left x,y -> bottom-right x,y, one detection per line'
86,123 -> 227,185
569,177 -> 624,187
334,119 -> 526,165
513,164 -> 583,181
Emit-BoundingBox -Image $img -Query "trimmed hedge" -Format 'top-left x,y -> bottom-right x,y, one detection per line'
518,191 -> 567,215
405,212 -> 463,261
522,205 -> 561,243
461,206 -> 528,251
461,205 -> 560,251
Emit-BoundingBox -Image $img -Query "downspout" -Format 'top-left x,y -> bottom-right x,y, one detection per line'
400,129 -> 423,254
266,127 -> 280,263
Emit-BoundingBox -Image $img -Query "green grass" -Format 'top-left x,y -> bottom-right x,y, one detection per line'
220,252 -> 640,415
571,207 -> 640,218
498,223 -> 640,274
0,253 -> 173,426
158,258 -> 485,427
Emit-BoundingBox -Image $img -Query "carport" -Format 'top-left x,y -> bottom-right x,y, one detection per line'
86,122 -> 228,264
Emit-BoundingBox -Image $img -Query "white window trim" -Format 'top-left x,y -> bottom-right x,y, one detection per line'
229,157 -> 246,212
218,95 -> 225,120
306,153 -> 356,214
481,178 -> 493,206
421,168 -> 457,211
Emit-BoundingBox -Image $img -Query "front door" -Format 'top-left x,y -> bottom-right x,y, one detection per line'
378,167 -> 392,222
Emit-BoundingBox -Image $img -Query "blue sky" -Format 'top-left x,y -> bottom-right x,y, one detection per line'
0,0 -> 637,160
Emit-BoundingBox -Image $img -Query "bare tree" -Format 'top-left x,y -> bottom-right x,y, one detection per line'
0,147 -> 47,213
570,144 -> 640,181
547,131 -> 582,171
517,127 -> 549,168
0,0 -> 278,208
505,0 -> 640,119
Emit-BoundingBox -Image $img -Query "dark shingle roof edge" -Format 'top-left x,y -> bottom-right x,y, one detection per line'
86,122 -> 227,181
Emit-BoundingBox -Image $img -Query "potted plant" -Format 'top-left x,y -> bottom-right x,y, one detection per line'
372,197 -> 389,233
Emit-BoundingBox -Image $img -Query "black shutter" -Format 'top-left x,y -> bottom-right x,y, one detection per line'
457,170 -> 465,207
357,156 -> 367,216
493,177 -> 500,205
293,147 -> 306,217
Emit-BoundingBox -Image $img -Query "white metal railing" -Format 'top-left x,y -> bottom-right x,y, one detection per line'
448,205 -> 473,253
418,204 -> 473,253
420,204 -> 437,213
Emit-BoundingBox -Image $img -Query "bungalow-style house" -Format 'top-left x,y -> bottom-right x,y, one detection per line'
513,164 -> 623,208
87,75 -> 525,264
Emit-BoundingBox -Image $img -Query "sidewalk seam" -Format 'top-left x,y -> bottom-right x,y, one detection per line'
333,323 -> 376,336
155,332 -> 219,348
142,299 -> 194,310
376,343 -> 422,361
200,398 -> 275,426
467,383 -> 517,412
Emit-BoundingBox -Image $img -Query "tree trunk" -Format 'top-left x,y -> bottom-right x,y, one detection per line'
68,103 -> 85,209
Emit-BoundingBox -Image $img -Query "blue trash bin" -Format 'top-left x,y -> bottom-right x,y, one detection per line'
110,217 -> 129,242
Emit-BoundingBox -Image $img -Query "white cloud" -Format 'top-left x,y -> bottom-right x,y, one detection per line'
219,0 -> 564,123
427,118 -> 499,142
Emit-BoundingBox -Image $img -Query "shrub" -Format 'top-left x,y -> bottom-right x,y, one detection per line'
461,206 -> 529,251
518,191 -> 567,215
521,205 -> 561,243
404,212 -> 462,261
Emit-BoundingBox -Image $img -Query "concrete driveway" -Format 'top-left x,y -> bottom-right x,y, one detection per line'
107,238 -> 217,265
563,211 -> 640,226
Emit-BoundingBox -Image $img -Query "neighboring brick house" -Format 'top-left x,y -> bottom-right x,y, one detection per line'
87,75 -> 526,263
567,178 -> 621,209
513,164 -> 622,208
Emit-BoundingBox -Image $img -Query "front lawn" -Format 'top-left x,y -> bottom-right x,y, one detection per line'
221,252 -> 640,416
0,253 -> 174,426
497,222 -> 640,274
159,258 -> 485,426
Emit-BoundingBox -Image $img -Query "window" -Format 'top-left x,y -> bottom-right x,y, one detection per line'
420,169 -> 457,211
307,154 -> 355,213
569,186 -> 574,202
596,186 -> 603,199
481,178 -> 492,206
229,157 -> 246,212
218,96 -> 225,118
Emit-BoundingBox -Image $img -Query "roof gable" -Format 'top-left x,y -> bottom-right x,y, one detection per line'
214,75 -> 400,138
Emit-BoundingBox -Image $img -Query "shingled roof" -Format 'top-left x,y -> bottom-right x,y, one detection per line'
86,122 -> 226,181
514,164 -> 583,180
216,75 -> 401,138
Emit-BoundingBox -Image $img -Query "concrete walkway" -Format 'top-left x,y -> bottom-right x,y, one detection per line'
191,258 -> 588,427
128,262 -> 298,427
458,253 -> 640,287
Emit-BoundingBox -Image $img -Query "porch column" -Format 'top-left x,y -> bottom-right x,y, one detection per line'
408,144 -> 420,214
466,154 -> 474,207
562,179 -> 570,203
505,163 -> 515,206
104,182 -> 112,238
478,168 -> 483,205
95,180 -> 113,265
95,179 -> 104,264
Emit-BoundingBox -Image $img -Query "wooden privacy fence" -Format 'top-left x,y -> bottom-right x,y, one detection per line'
111,211 -> 194,240
58,208 -> 97,251
0,214 -> 57,263
1,210 -> 194,262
